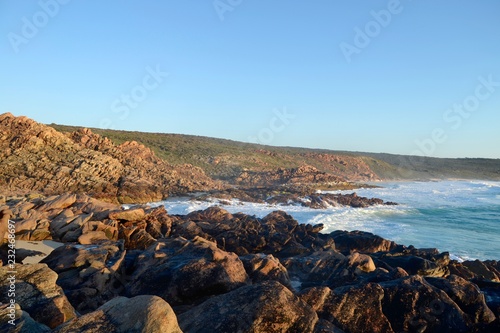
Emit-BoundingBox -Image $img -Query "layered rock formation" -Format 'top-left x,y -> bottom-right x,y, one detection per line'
235,165 -> 348,187
0,113 -> 223,203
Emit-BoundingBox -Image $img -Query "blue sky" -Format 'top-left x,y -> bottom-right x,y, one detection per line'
1,0 -> 499,158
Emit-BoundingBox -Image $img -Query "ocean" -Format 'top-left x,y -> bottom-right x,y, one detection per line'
150,180 -> 500,262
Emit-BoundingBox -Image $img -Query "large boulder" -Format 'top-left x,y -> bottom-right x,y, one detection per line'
41,242 -> 126,313
330,230 -> 396,255
178,281 -> 318,333
240,253 -> 292,288
379,275 -> 471,333
0,264 -> 76,329
126,237 -> 249,306
426,275 -> 496,325
53,295 -> 182,333
282,250 -> 378,290
39,194 -> 77,211
378,254 -> 449,277
300,284 -> 393,333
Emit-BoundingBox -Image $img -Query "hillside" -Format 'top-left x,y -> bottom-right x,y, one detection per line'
0,113 -> 223,203
50,124 -> 500,182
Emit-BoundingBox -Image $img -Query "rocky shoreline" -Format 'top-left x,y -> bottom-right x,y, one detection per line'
1,193 -> 499,332
191,186 -> 397,209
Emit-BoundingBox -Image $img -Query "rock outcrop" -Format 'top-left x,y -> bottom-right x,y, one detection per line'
52,295 -> 182,333
178,281 -> 318,333
0,113 -> 223,203
0,264 -> 76,329
40,242 -> 126,313
193,186 -> 397,209
125,237 -> 249,306
235,165 -> 348,187
1,192 -> 499,332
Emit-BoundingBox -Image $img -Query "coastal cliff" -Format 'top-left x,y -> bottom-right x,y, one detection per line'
0,113 -> 223,203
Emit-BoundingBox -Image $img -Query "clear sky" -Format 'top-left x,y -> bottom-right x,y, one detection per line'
1,0 -> 499,158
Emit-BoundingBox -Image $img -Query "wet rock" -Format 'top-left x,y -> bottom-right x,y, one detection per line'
126,237 -> 249,306
53,295 -> 182,333
0,264 -> 76,329
179,281 -> 318,333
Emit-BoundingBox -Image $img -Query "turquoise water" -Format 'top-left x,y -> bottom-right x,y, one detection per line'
153,180 -> 500,261
318,180 -> 500,261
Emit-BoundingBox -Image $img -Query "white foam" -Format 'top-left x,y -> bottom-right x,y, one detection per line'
144,180 -> 499,261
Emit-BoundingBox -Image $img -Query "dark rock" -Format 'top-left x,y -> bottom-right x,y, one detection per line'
126,237 -> 249,306
330,230 -> 396,255
463,260 -> 499,282
379,275 -> 470,333
0,303 -> 51,333
240,253 -> 291,287
426,275 -> 495,326
144,205 -> 173,238
300,284 -> 393,333
185,206 -> 233,222
173,207 -> 334,258
178,281 -> 318,333
378,254 -> 449,277
313,319 -> 345,333
119,227 -> 156,250
282,250 -> 348,289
